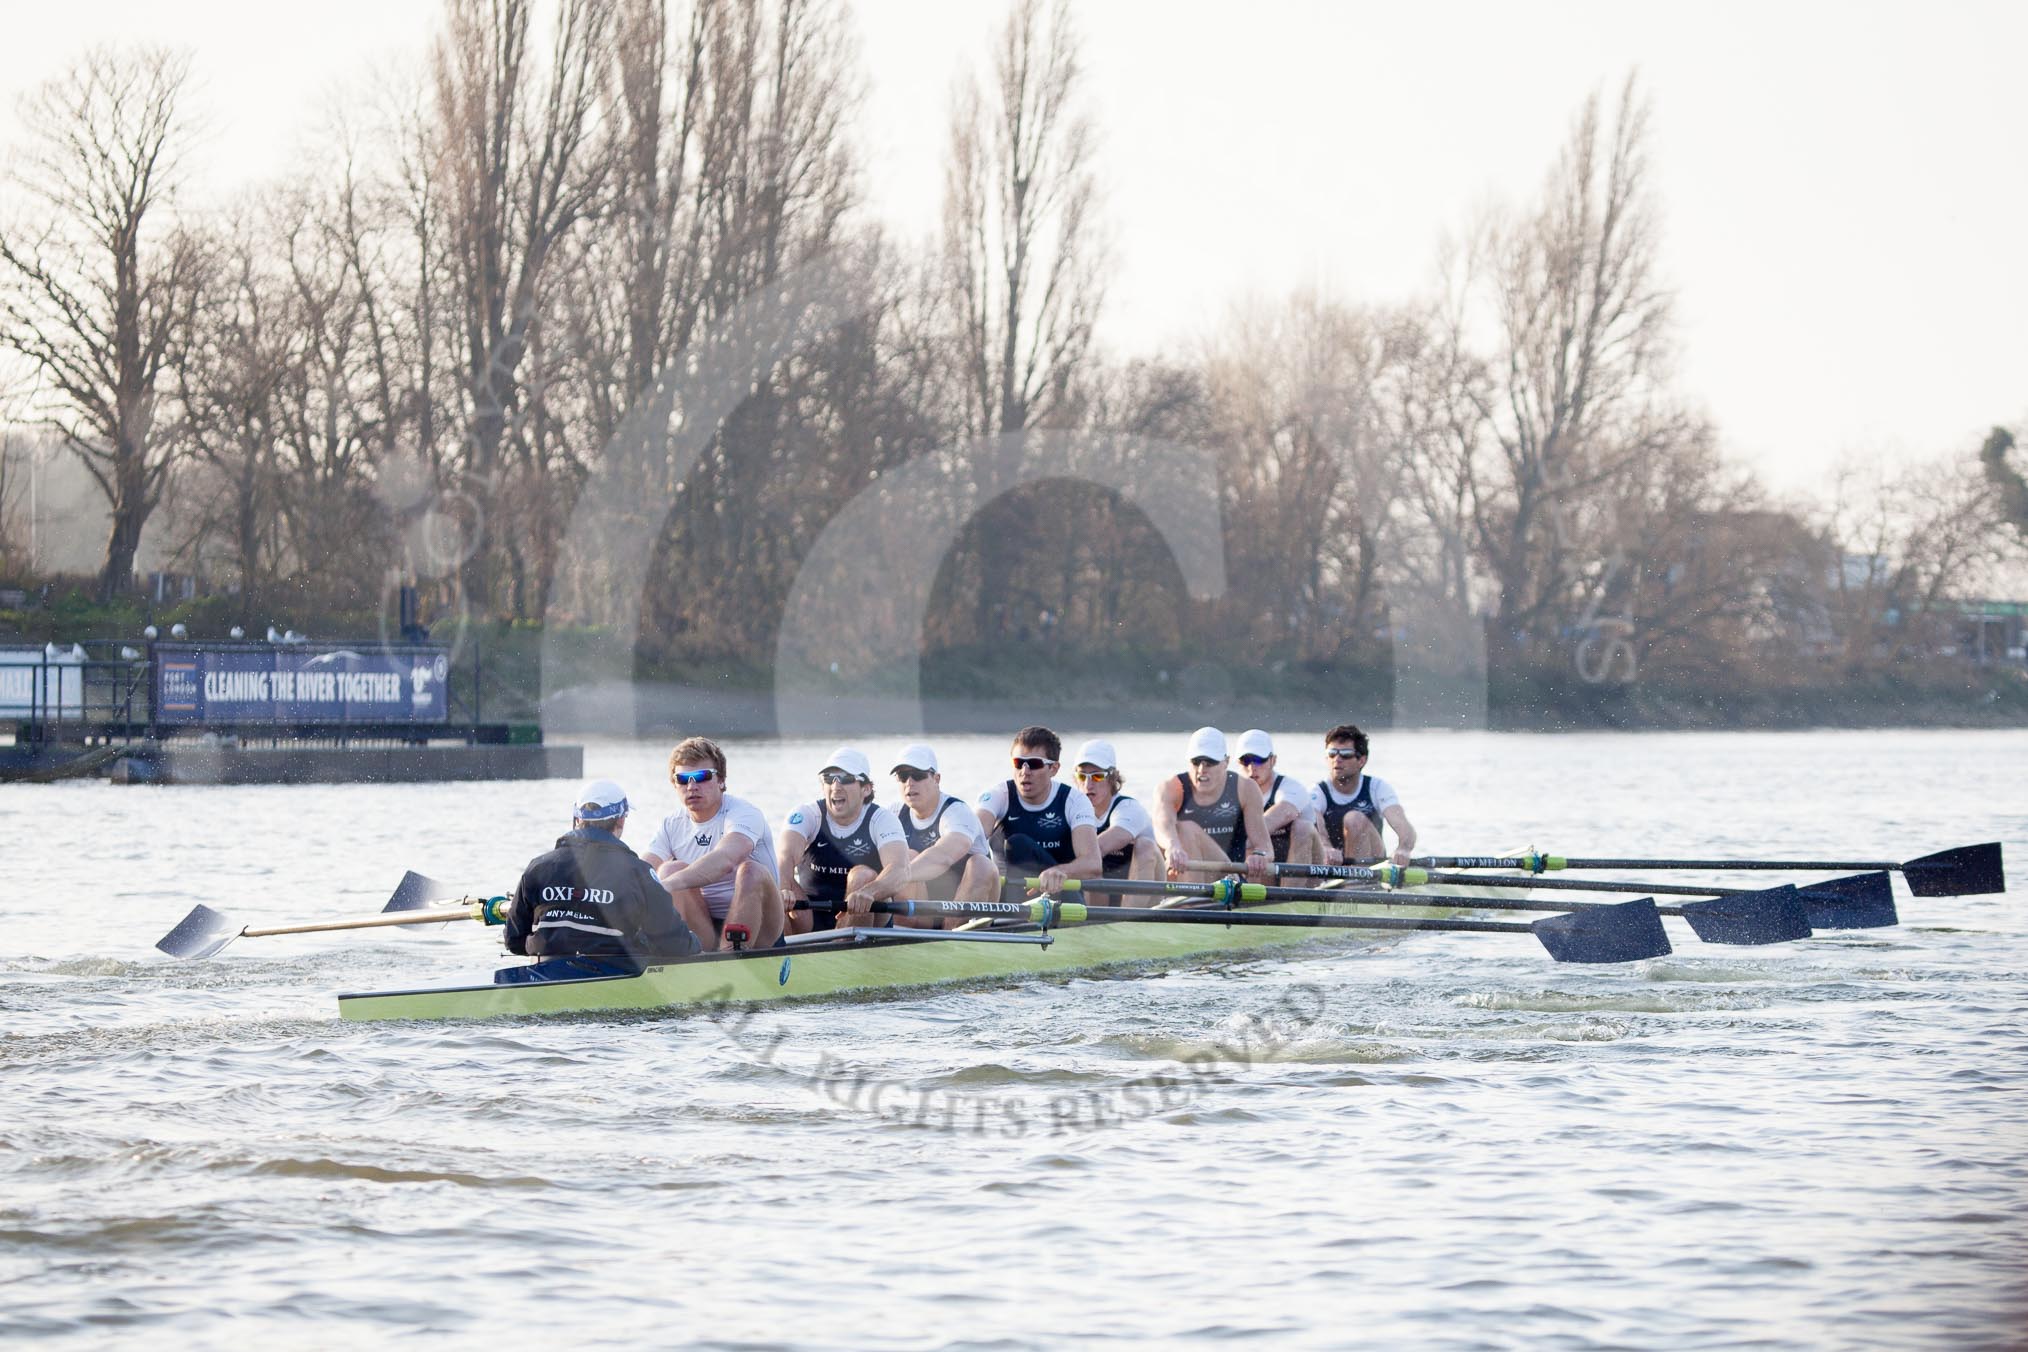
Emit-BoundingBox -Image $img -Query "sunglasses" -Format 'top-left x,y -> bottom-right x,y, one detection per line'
672,768 -> 717,786
894,768 -> 933,783
1238,755 -> 1269,767
1011,756 -> 1056,771
1189,756 -> 1221,769
820,771 -> 862,786
1074,768 -> 1109,782
1326,748 -> 1366,759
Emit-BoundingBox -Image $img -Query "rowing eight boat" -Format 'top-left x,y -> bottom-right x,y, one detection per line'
156,841 -> 1992,1023
335,892 -> 1470,1022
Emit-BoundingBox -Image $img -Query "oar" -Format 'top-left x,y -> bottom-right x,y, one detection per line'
1221,858 -> 1898,931
1076,876 -> 1810,947
1014,883 -> 1662,968
866,897 -> 1083,926
1049,894 -> 1670,965
1401,843 -> 2005,897
156,898 -> 500,960
381,871 -> 464,913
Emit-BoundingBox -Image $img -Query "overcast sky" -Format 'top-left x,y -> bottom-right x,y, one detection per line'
4,0 -> 2023,499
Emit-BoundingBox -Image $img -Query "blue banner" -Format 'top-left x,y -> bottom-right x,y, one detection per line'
152,644 -> 451,725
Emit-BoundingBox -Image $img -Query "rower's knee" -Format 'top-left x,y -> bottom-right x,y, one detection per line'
731,860 -> 785,942
957,855 -> 998,902
669,888 -> 713,935
1289,820 -> 1318,866
1341,819 -> 1383,863
1175,821 -> 1216,858
1129,839 -> 1161,880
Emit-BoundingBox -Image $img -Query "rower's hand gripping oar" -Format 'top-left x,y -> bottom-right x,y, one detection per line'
1034,878 -> 1672,964
1400,842 -> 2004,898
1210,857 -> 1897,933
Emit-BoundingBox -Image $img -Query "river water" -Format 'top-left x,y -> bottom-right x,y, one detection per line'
3,728 -> 2025,1348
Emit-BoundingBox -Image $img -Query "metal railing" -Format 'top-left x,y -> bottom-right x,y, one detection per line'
6,639 -> 539,750
2,643 -> 151,745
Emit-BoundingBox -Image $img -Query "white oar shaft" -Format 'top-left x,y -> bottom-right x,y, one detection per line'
240,903 -> 482,939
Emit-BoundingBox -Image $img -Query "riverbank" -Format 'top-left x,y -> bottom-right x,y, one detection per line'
11,594 -> 2026,735
542,661 -> 2028,737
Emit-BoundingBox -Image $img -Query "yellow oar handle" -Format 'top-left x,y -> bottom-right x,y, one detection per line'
240,901 -> 489,940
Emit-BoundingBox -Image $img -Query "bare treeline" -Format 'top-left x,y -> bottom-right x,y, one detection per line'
1,4 -> 2018,689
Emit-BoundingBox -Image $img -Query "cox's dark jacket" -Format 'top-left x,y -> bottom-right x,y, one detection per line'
506,827 -> 700,968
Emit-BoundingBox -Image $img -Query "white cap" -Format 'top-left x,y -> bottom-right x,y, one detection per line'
1073,738 -> 1118,770
822,747 -> 872,780
891,743 -> 940,774
571,777 -> 630,822
1235,729 -> 1275,760
1186,726 -> 1227,761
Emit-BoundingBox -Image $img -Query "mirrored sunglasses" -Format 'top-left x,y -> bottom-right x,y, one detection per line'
1238,755 -> 1269,767
820,771 -> 860,786
672,768 -> 717,786
1011,756 -> 1055,771
1325,748 -> 1366,759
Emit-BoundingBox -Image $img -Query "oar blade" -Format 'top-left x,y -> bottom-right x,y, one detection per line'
1677,885 -> 1813,946
1530,898 -> 1672,964
155,904 -> 244,961
383,871 -> 461,913
1903,843 -> 2005,897
1799,872 -> 1898,929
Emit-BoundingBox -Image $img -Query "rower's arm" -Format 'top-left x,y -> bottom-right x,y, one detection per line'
1064,823 -> 1102,880
771,828 -> 809,902
905,827 -> 973,882
1236,777 -> 1272,856
1150,778 -> 1184,854
657,830 -> 757,893
503,871 -> 536,955
1236,778 -> 1274,880
1381,804 -> 1417,863
858,838 -> 916,902
1094,822 -> 1139,854
1261,798 -> 1301,833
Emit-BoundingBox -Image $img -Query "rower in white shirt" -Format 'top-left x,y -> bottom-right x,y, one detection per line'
1071,738 -> 1160,889
1312,722 -> 1418,866
643,736 -> 785,951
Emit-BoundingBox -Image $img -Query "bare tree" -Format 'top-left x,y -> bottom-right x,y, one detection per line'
0,46 -> 208,600
431,0 -> 617,614
1470,74 -> 1686,661
1202,292 -> 1399,657
1819,452 -> 2023,668
941,0 -> 1102,442
1978,425 -> 2028,545
935,0 -> 1105,642
1381,280 -> 1496,621
174,208 -> 290,603
584,0 -> 868,654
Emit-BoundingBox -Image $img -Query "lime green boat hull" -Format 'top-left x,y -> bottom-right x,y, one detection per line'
336,897 -> 1449,1022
